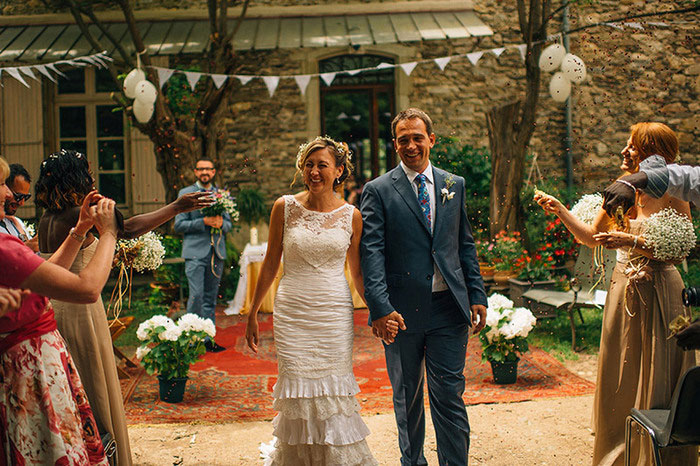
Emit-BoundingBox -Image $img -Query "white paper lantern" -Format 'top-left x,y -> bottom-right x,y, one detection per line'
123,69 -> 145,99
538,44 -> 566,72
134,80 -> 158,104
561,53 -> 587,83
549,72 -> 571,102
132,99 -> 154,123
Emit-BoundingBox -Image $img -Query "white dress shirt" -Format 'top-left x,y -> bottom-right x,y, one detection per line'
400,161 -> 448,292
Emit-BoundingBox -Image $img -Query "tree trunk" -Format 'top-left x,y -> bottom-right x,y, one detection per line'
486,100 -> 527,239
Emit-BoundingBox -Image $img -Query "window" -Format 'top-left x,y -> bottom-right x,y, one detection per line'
56,68 -> 128,207
320,55 -> 395,184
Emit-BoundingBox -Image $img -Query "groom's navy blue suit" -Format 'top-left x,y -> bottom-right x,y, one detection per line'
361,163 -> 486,465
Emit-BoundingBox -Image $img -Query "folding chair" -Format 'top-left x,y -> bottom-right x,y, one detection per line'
625,365 -> 700,466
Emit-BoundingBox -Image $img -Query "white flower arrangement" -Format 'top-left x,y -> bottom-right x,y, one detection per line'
642,208 -> 696,262
570,193 -> 603,225
201,189 -> 240,224
115,231 -> 166,272
480,293 -> 537,363
136,313 -> 217,380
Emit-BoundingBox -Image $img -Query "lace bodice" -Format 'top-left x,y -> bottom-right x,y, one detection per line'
282,195 -> 354,277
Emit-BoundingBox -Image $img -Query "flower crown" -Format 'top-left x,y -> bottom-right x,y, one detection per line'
296,136 -> 351,167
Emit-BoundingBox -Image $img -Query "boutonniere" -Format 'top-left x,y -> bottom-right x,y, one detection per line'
441,175 -> 456,204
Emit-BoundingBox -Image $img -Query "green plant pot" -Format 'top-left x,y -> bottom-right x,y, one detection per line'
158,375 -> 188,403
489,358 -> 519,385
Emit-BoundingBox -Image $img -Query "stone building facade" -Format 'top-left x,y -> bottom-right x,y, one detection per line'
0,0 -> 698,227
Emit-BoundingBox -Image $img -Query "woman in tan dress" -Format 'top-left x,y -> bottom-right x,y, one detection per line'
35,150 -> 211,466
535,122 -> 696,466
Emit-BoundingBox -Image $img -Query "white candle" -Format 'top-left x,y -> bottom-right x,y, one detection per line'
250,226 -> 258,245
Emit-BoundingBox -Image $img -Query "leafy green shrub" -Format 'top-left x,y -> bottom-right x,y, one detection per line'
237,188 -> 268,225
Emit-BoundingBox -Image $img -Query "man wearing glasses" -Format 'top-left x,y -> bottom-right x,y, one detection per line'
1,164 -> 38,252
174,158 -> 232,352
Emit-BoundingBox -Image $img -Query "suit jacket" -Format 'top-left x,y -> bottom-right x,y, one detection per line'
174,184 -> 233,260
360,165 -> 486,328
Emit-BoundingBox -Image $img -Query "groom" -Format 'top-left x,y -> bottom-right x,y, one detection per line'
360,108 -> 487,465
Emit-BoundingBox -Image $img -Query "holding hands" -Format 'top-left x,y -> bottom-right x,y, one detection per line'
372,311 -> 406,344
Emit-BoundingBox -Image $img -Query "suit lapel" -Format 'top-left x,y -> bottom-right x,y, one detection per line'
391,167 -> 431,235
433,167 -> 446,240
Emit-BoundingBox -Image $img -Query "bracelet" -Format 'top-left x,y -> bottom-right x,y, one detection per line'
616,179 -> 637,192
69,227 -> 86,242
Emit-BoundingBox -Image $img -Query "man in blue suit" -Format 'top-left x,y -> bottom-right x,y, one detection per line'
174,158 -> 232,352
361,108 -> 487,465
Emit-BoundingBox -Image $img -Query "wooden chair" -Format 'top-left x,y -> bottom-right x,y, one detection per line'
108,316 -> 138,379
522,246 -> 616,351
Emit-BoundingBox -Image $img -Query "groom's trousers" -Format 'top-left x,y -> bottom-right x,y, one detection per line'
384,290 -> 470,466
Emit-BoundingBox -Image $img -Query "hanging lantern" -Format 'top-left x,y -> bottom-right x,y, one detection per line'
123,69 -> 145,99
549,72 -> 571,102
538,44 -> 566,72
133,99 -> 154,123
561,53 -> 587,83
134,80 -> 158,105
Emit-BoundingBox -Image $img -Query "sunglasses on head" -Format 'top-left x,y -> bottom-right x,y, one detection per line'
12,191 -> 31,203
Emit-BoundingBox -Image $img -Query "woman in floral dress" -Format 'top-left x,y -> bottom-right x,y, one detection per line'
535,122 -> 696,465
0,156 -> 118,464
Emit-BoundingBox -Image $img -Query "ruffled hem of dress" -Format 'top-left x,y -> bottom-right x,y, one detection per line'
272,410 -> 370,446
273,395 -> 360,421
261,437 -> 378,466
272,373 -> 359,399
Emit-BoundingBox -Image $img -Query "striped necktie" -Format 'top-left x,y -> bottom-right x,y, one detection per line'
415,174 -> 431,228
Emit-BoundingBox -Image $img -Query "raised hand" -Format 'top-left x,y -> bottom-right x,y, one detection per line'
174,191 -> 215,213
90,198 -> 117,236
77,190 -> 102,235
533,192 -> 564,216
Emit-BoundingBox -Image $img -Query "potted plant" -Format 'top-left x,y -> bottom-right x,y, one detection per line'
479,293 -> 537,384
508,249 -> 557,306
236,188 -> 267,245
476,238 -> 496,279
491,230 -> 526,285
135,313 -> 216,403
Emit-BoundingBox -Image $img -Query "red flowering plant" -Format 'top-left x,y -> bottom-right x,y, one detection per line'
515,248 -> 555,281
491,231 -> 527,272
476,239 -> 495,266
540,218 -> 577,268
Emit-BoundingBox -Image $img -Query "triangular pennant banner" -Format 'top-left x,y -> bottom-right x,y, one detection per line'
184,72 -> 202,91
262,76 -> 279,97
516,44 -> 527,61
156,67 -> 175,89
376,62 -> 394,70
320,72 -> 337,86
211,74 -> 228,89
400,62 -> 418,76
492,47 -> 505,58
236,75 -> 254,85
294,75 -> 311,96
47,64 -> 66,78
19,66 -> 39,81
35,65 -> 57,83
345,69 -> 362,76
434,57 -> 451,71
625,22 -> 643,29
6,68 -> 29,88
466,51 -> 484,66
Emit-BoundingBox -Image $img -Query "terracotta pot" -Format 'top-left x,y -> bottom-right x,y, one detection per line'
493,270 -> 517,285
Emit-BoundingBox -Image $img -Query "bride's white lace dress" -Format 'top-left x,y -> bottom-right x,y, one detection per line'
265,195 -> 377,465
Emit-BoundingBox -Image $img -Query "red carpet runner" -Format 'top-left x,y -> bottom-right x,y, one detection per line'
124,309 -> 594,424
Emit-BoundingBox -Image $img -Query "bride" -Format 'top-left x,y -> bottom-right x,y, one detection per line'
535,122 -> 696,466
245,136 -> 396,465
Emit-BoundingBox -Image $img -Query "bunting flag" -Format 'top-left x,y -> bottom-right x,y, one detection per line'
262,76 -> 279,97
0,51 -> 110,88
492,47 -> 505,58
466,51 -> 484,66
294,75 -> 311,96
400,61 -> 418,76
236,75 -> 254,85
184,71 -> 202,91
345,69 -> 362,76
517,44 -> 528,61
320,72 -> 337,86
211,74 -> 228,89
434,57 -> 452,71
156,67 -> 175,89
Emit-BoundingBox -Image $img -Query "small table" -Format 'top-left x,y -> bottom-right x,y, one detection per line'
225,242 -> 364,315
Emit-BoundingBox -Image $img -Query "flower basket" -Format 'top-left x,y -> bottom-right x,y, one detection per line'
158,376 -> 188,403
136,314 -> 216,403
480,293 -> 537,385
490,358 -> 519,384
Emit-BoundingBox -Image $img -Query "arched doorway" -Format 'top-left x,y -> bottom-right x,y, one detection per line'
319,54 -> 396,184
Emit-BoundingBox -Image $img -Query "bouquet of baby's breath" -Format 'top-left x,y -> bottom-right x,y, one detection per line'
110,232 -> 165,320
642,208 -> 696,262
136,314 -> 216,380
479,293 -> 537,363
570,193 -> 603,225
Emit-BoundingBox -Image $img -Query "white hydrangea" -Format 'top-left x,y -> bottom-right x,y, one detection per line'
643,208 -> 697,262
135,346 -> 151,359
484,293 -> 537,341
570,193 -> 603,225
136,315 -> 176,341
487,293 -> 513,311
509,307 -> 537,338
178,313 -> 216,338
159,326 -> 183,342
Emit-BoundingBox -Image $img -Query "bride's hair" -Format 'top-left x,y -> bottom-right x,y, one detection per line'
629,122 -> 679,164
292,136 -> 354,191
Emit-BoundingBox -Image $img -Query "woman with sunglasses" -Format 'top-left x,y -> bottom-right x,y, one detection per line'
0,163 -> 36,251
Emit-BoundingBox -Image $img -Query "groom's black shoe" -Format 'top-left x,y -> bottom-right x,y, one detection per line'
205,340 -> 226,353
